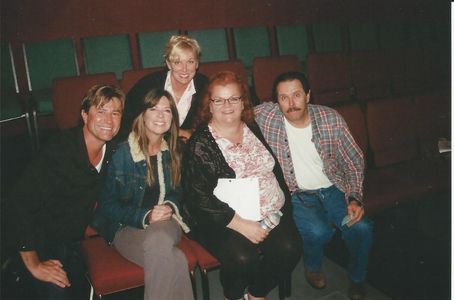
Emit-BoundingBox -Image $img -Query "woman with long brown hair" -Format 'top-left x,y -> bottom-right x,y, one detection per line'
93,88 -> 192,300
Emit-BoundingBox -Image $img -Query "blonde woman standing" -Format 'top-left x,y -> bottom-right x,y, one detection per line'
121,35 -> 208,142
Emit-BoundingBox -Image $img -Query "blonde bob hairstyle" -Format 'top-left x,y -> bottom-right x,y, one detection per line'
131,88 -> 181,187
164,35 -> 201,63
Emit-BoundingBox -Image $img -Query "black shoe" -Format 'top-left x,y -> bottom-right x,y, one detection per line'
348,281 -> 365,300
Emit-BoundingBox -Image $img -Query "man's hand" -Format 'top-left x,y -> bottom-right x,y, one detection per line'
149,204 -> 173,223
20,251 -> 70,288
346,200 -> 364,226
227,214 -> 269,244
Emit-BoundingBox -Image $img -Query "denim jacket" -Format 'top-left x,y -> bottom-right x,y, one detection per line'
93,132 -> 189,244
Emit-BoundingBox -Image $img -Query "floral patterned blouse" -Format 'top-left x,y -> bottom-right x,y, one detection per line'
209,123 -> 285,219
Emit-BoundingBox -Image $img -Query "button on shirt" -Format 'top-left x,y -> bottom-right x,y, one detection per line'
164,71 -> 196,126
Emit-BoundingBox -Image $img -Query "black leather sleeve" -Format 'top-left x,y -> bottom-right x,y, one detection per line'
183,126 -> 236,229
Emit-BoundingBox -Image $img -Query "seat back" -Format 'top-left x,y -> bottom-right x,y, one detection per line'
366,96 -> 418,167
312,23 -> 343,52
23,38 -> 79,114
351,50 -> 391,101
306,52 -> 352,105
198,59 -> 248,84
188,28 -> 229,62
333,102 -> 369,162
348,22 -> 378,51
137,30 -> 178,68
275,24 -> 310,63
52,73 -> 119,129
252,55 -> 302,103
413,91 -> 451,156
233,26 -> 270,69
121,67 -> 165,94
83,34 -> 132,79
386,48 -> 421,96
1,43 -> 22,120
378,20 -> 405,49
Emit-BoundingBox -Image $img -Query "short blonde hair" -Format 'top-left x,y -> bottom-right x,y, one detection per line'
164,35 -> 201,63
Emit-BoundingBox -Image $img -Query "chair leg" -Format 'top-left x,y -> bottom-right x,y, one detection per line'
23,112 -> 35,151
200,268 -> 210,300
31,109 -> 39,151
278,274 -> 292,300
190,270 -> 197,300
89,285 -> 94,300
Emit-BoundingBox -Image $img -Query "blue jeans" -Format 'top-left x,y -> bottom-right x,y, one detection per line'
291,185 -> 373,283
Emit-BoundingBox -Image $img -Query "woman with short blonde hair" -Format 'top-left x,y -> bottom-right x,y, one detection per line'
121,35 -> 208,142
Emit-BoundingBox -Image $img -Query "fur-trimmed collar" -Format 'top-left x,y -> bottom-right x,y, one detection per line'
128,132 -> 169,163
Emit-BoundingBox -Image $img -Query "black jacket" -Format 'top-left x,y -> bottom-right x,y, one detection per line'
120,69 -> 208,139
8,126 -> 116,251
183,122 -> 292,249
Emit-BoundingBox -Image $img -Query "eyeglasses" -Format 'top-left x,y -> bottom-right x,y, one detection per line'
210,96 -> 243,106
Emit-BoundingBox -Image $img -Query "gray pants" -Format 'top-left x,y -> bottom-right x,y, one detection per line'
113,219 -> 194,300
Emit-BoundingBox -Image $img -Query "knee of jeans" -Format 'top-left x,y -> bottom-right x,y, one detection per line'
350,218 -> 373,237
302,224 -> 334,243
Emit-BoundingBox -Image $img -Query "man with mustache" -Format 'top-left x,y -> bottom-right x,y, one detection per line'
254,71 -> 372,300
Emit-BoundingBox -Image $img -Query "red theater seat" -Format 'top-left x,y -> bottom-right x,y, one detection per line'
252,55 -> 302,103
80,235 -> 198,300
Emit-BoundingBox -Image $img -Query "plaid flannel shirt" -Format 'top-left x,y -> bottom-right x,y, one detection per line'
254,102 -> 365,203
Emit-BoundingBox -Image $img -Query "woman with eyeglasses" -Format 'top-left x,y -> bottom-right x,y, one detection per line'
184,71 -> 302,300
120,35 -> 208,142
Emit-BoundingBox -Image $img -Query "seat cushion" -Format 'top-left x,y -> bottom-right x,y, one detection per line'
81,235 -> 197,296
183,236 -> 220,271
81,237 -> 144,296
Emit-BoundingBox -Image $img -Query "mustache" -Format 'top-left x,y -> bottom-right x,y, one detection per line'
286,107 -> 301,113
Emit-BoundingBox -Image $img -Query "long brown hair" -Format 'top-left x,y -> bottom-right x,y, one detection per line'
194,71 -> 254,128
131,88 -> 181,188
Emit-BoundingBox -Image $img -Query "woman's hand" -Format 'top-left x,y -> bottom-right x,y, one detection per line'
227,214 -> 269,244
149,204 -> 173,223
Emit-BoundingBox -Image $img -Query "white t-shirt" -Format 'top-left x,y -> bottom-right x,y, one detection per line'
284,118 -> 332,190
94,144 -> 106,173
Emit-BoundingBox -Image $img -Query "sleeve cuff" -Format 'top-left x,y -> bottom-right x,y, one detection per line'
142,210 -> 152,228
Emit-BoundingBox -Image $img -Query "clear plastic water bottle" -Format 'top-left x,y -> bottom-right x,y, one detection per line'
260,211 -> 283,230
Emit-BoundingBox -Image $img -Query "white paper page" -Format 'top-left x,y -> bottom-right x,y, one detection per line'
213,177 -> 261,221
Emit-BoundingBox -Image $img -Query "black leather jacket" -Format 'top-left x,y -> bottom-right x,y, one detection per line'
183,122 -> 292,248
120,69 -> 208,139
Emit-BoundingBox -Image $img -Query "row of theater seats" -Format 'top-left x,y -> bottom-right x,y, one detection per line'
50,54 -> 450,216
30,56 -> 301,148
306,47 -> 449,106
332,92 -> 450,216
